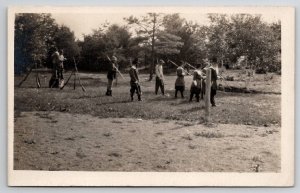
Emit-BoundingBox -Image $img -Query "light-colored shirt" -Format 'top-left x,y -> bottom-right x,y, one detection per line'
58,54 -> 65,68
155,64 -> 164,79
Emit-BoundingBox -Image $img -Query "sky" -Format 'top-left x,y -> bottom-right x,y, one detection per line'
51,12 -> 280,41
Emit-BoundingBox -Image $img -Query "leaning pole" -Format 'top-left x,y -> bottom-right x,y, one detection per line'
205,68 -> 211,123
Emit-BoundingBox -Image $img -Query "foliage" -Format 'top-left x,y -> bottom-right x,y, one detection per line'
53,25 -> 80,69
14,13 -> 281,74
163,14 -> 205,66
15,13 -> 80,74
15,13 -> 58,74
206,14 -> 281,72
125,13 -> 184,79
79,24 -> 134,71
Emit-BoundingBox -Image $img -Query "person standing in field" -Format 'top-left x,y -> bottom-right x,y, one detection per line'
49,47 -> 60,88
106,56 -> 117,96
129,58 -> 142,101
49,47 -> 66,88
175,61 -> 186,98
155,59 -> 165,95
57,49 -> 66,88
204,57 -> 218,107
189,70 -> 202,102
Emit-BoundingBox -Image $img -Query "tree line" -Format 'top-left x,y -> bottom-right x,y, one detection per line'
14,13 -> 281,77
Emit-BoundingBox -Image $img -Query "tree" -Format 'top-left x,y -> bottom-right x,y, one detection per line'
53,25 -> 80,69
14,13 -> 80,74
125,13 -> 164,80
206,14 -> 281,73
206,14 -> 231,67
163,14 -> 196,63
79,28 -> 107,71
14,13 -> 58,74
79,24 -> 134,71
125,13 -> 185,79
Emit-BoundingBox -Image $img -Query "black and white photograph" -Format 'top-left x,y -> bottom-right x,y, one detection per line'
7,6 -> 295,186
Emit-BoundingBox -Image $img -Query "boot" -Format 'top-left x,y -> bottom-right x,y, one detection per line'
138,95 -> 142,101
105,89 -> 110,96
189,93 -> 194,102
181,91 -> 184,99
131,94 -> 134,101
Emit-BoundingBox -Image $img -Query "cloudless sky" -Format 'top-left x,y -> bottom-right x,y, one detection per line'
51,12 -> 280,40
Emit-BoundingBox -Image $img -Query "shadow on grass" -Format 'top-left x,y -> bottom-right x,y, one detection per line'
72,95 -> 104,99
180,106 -> 205,114
96,100 -> 131,105
220,86 -> 281,95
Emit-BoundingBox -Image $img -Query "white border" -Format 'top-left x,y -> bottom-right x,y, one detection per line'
7,6 -> 295,186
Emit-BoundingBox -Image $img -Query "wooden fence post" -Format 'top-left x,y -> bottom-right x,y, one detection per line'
205,68 -> 211,122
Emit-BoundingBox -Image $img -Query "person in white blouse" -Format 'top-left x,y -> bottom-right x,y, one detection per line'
155,59 -> 165,95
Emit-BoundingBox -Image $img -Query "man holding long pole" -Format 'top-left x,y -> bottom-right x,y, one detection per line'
106,55 -> 118,96
129,58 -> 142,101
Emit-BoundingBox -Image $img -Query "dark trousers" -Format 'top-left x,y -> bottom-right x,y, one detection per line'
190,87 -> 201,102
130,82 -> 141,101
175,86 -> 184,98
210,88 -> 217,106
49,68 -> 62,88
57,68 -> 64,79
155,77 -> 164,95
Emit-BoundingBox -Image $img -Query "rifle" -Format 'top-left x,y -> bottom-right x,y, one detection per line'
106,55 -> 125,80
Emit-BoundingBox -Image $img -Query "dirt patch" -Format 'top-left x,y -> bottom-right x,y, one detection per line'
14,111 -> 281,172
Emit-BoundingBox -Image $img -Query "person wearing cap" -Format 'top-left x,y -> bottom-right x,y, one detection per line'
106,56 -> 117,96
155,59 -> 165,95
129,58 -> 142,101
175,61 -> 186,98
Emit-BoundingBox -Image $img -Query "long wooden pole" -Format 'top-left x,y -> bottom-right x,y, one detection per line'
205,68 -> 211,122
60,71 -> 74,90
73,57 -> 86,92
168,59 -> 192,76
35,61 -> 41,88
106,55 -> 125,80
18,65 -> 34,87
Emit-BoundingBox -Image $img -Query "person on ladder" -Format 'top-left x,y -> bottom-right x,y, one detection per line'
106,56 -> 117,96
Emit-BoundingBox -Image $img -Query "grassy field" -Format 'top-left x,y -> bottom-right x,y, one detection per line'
13,69 -> 281,172
15,70 -> 281,126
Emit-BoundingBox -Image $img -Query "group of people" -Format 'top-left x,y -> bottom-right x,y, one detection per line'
105,56 -> 219,107
48,47 -> 218,107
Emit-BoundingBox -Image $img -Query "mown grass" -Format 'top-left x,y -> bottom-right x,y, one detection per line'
14,70 -> 281,126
